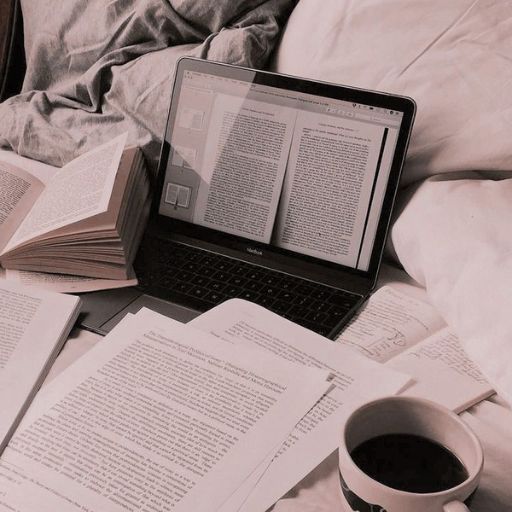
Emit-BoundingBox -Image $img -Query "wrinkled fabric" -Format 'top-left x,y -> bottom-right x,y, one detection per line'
272,0 -> 512,186
391,174 -> 512,405
0,0 -> 296,171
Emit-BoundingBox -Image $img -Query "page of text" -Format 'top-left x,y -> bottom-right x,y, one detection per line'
335,286 -> 494,412
388,327 -> 494,413
0,308 -> 330,512
0,281 -> 80,453
193,95 -> 296,243
0,163 -> 44,253
273,111 -> 384,266
0,149 -> 57,184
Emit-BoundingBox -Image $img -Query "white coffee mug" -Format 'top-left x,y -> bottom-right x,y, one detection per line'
338,396 -> 483,512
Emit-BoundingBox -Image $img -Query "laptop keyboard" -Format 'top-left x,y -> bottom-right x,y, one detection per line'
135,238 -> 362,337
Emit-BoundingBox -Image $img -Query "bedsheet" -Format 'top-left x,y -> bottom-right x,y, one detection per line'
43,265 -> 512,512
0,0 -> 295,173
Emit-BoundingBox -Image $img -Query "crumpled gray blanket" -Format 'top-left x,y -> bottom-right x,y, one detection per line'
0,0 -> 296,172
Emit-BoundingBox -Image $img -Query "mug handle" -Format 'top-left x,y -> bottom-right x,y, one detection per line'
444,501 -> 470,512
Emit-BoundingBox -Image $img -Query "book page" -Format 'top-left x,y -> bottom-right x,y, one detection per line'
3,268 -> 137,293
2,133 -> 127,253
0,281 -> 80,453
335,286 -> 493,412
0,149 -> 57,184
0,308 -> 330,512
21,146 -> 143,243
336,286 -> 446,362
189,299 -> 410,512
387,327 -> 494,413
273,111 -> 384,266
0,162 -> 45,253
193,94 -> 296,243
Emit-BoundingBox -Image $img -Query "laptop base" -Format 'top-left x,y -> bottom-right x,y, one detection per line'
79,288 -> 200,335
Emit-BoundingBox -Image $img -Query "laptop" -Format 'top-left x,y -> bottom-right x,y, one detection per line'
79,57 -> 416,338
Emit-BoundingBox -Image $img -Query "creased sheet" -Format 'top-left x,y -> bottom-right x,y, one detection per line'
0,0 -> 296,174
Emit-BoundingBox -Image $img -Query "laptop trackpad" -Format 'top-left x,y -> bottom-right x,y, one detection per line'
101,294 -> 200,333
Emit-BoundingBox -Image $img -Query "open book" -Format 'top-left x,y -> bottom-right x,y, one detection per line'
0,280 -> 81,454
0,134 -> 151,279
336,285 -> 495,413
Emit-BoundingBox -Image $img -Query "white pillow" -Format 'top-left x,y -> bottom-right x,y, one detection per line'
274,0 -> 512,185
391,174 -> 512,404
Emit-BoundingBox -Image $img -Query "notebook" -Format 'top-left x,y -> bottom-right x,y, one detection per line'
79,57 -> 416,337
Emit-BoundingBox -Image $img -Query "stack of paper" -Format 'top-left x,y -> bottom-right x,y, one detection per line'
0,300 -> 409,512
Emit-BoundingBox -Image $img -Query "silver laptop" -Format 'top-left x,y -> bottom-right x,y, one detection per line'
79,57 -> 415,337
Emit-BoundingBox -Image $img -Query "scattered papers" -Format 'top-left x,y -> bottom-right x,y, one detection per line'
0,308 -> 331,512
1,287 -> 485,512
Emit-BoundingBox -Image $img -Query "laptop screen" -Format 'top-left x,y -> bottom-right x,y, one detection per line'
157,59 -> 413,274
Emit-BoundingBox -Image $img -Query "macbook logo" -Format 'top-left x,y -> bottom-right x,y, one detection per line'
246,247 -> 263,257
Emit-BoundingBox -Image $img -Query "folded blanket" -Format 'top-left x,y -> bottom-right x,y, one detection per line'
391,174 -> 512,405
0,0 -> 296,171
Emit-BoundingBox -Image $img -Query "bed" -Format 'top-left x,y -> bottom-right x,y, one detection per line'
1,0 -> 511,509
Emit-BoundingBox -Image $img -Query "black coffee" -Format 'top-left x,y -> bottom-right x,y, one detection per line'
350,433 -> 469,493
